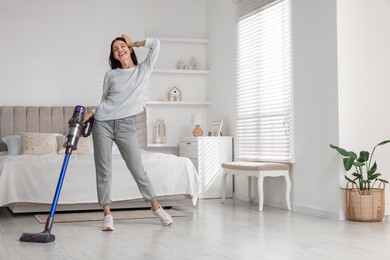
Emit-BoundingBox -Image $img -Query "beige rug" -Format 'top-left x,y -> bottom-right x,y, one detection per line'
34,209 -> 186,223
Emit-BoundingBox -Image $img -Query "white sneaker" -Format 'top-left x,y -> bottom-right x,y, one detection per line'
102,215 -> 114,231
152,207 -> 173,226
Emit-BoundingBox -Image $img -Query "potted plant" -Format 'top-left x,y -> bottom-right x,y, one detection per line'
330,140 -> 390,222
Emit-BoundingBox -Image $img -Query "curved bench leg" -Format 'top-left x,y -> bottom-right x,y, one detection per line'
248,176 -> 253,202
221,173 -> 228,204
285,173 -> 291,210
258,175 -> 264,211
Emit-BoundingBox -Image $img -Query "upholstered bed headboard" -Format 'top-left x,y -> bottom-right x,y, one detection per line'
0,106 -> 146,151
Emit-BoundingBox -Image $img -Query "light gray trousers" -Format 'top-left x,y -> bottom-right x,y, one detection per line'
92,116 -> 156,205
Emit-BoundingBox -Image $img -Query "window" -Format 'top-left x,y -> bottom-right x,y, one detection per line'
235,0 -> 293,163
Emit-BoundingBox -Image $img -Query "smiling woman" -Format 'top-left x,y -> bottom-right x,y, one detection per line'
108,35 -> 145,69
80,35 -> 173,231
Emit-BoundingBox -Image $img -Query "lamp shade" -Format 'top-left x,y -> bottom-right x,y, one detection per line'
191,114 -> 203,125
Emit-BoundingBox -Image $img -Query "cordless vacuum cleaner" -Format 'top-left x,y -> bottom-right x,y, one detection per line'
19,105 -> 94,243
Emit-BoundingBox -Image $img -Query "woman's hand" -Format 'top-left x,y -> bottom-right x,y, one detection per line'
122,34 -> 135,48
122,34 -> 145,48
83,111 -> 94,123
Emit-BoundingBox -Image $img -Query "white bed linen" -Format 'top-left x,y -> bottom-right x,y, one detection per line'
0,151 -> 200,207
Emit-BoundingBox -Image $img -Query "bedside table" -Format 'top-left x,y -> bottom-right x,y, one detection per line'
179,136 -> 233,199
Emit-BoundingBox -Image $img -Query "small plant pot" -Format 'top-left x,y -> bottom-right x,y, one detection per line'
346,187 -> 385,222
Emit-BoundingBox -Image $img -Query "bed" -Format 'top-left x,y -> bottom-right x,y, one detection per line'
0,106 -> 200,213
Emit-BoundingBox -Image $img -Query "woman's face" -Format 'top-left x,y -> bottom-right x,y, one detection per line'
112,40 -> 131,62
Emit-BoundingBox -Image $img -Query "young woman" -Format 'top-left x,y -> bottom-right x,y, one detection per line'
83,34 -> 172,231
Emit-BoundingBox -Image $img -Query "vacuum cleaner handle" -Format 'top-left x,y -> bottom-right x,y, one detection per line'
64,106 -> 86,151
82,117 -> 94,137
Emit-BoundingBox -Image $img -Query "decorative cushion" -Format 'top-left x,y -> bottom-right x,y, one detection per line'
57,135 -> 93,155
2,135 -> 22,155
21,132 -> 59,155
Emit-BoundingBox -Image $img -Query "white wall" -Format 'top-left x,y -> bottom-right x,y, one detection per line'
0,0 -> 145,107
337,0 -> 390,215
205,0 -> 236,136
291,0 -> 341,218
145,0 -> 206,39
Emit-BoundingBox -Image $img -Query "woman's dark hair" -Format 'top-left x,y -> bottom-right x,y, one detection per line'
108,37 -> 138,69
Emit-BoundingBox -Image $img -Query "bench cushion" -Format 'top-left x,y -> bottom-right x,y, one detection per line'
222,161 -> 290,171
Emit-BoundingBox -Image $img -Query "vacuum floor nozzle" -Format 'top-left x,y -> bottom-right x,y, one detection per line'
20,232 -> 55,243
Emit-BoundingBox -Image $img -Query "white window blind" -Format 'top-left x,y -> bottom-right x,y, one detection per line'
236,0 -> 293,163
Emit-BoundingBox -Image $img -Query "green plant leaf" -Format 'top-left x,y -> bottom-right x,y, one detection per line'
343,158 -> 355,170
344,176 -> 356,185
352,161 -> 365,167
352,172 -> 362,178
377,140 -> 390,146
357,151 -> 369,162
368,173 -> 381,180
367,161 -> 377,175
330,144 -> 348,156
378,178 -> 389,184
330,144 -> 357,159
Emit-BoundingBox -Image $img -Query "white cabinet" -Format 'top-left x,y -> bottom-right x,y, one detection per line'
179,136 -> 233,199
145,37 -> 210,148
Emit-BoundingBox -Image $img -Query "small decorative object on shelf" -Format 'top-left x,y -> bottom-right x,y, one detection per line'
169,87 -> 181,101
155,119 -> 162,144
193,126 -> 203,137
190,57 -> 201,70
208,131 -> 223,136
176,60 -> 184,70
159,119 -> 166,143
209,120 -> 223,136
154,119 -> 167,144
175,58 -> 201,70
183,63 -> 193,70
191,114 -> 203,137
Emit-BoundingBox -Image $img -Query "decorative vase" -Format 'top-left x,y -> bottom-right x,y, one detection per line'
192,125 -> 203,137
190,57 -> 201,70
159,119 -> 166,143
155,119 -> 161,144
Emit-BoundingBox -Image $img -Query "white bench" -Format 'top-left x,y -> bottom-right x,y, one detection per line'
221,161 -> 291,211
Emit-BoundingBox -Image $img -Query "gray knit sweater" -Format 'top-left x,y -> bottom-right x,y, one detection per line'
93,38 -> 160,121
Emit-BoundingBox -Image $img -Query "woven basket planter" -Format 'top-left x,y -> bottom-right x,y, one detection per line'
346,187 -> 385,222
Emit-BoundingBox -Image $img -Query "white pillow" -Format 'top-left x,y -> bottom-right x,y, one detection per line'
57,135 -> 93,155
2,135 -> 22,155
21,132 -> 59,155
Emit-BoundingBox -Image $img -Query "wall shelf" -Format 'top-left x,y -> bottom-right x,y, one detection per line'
153,69 -> 210,75
147,143 -> 179,148
148,36 -> 210,44
146,35 -> 210,148
145,101 -> 210,106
